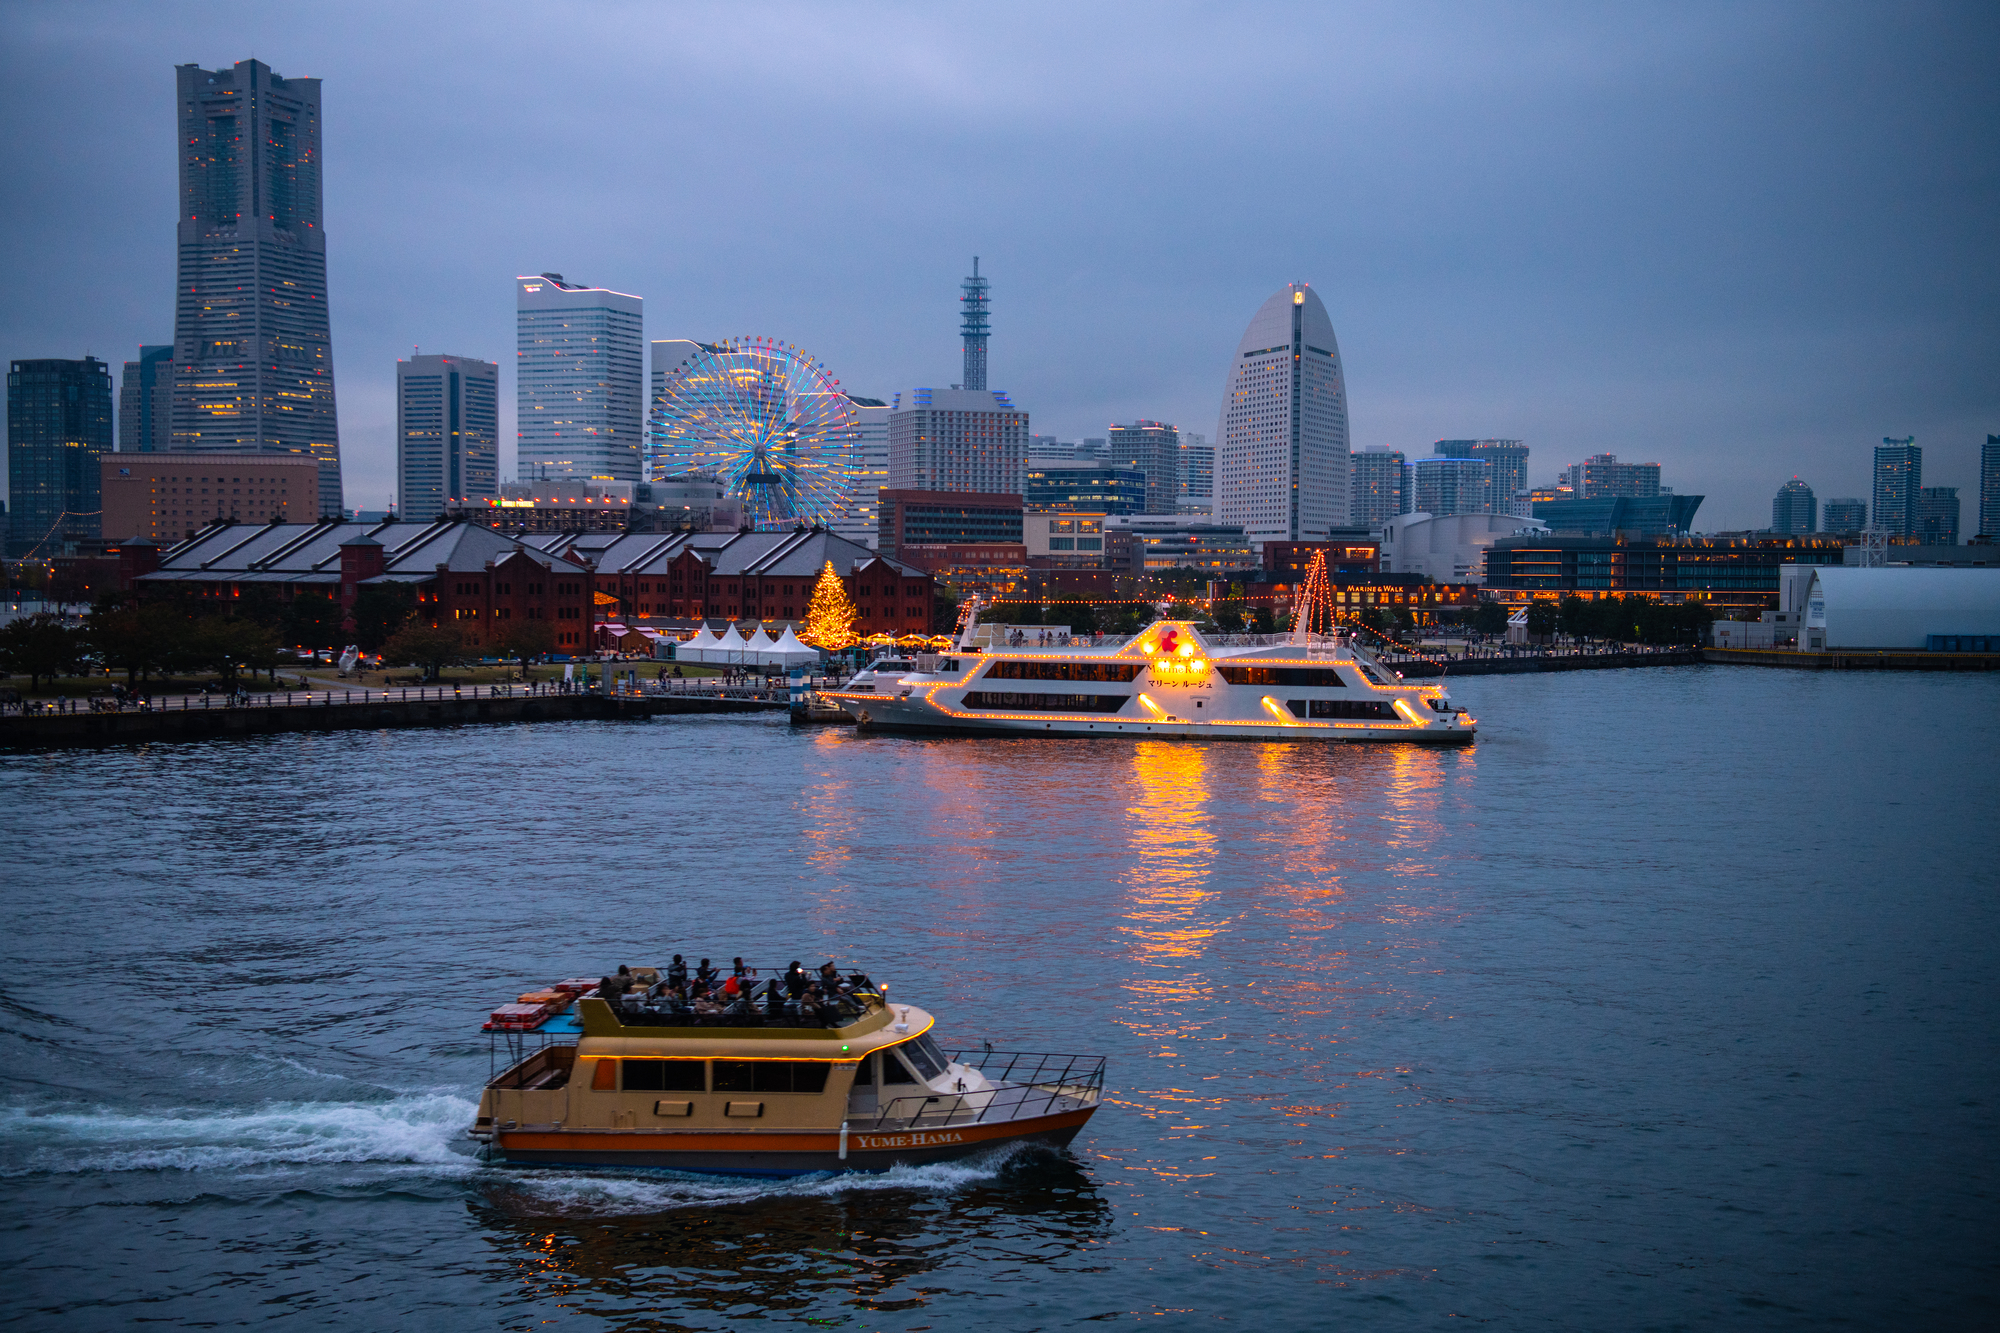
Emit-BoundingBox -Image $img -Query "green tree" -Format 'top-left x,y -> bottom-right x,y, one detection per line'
1472,601 -> 1508,636
492,619 -> 557,679
185,616 -> 283,687
0,612 -> 82,691
1211,606 -> 1244,633
1066,602 -> 1101,635
281,592 -> 344,651
1557,595 -> 1592,641
1250,604 -> 1275,634
351,584 -> 416,652
85,599 -> 187,686
1525,601 -> 1559,638
381,622 -> 468,681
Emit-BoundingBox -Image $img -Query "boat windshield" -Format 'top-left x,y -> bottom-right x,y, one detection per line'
903,1033 -> 949,1080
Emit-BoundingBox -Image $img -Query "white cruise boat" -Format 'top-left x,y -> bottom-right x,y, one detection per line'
826,609 -> 1474,744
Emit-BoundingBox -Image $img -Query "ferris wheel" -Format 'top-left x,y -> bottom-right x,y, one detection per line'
648,338 -> 857,529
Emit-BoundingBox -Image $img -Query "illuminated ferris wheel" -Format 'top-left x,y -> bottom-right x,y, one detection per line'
647,338 -> 856,529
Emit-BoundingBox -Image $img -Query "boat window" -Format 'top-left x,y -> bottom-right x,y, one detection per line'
961,691 -> 1131,713
983,660 -> 1141,683
621,1060 -> 706,1092
1217,665 -> 1348,687
713,1060 -> 833,1093
882,1052 -> 919,1084
1287,698 -> 1396,720
853,1053 -> 874,1086
901,1037 -> 946,1081
913,1033 -> 951,1073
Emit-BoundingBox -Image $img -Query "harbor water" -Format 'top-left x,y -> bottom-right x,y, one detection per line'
1,666 -> 1995,1329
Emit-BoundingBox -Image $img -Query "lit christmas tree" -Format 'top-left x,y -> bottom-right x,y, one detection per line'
800,560 -> 859,649
1292,548 -> 1338,637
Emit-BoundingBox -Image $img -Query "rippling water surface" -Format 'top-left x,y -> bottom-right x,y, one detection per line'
2,667 -> 1995,1330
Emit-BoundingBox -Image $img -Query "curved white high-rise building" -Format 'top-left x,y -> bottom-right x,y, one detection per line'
1215,283 -> 1349,547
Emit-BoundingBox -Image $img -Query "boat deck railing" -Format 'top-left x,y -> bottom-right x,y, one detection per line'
851,1049 -> 1106,1132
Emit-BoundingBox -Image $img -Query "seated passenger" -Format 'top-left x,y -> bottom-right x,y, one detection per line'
695,958 -> 718,986
763,978 -> 786,1018
818,960 -> 841,989
732,956 -> 754,979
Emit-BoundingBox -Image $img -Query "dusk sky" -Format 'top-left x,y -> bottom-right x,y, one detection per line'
3,1 -> 1995,529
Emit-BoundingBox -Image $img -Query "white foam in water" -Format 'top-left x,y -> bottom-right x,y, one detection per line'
0,1093 -> 479,1178
494,1142 -> 1031,1217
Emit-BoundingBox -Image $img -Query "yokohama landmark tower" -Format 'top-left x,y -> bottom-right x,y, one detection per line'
171,59 -> 343,514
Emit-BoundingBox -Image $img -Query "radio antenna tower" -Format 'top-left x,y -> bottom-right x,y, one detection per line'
960,257 -> 989,391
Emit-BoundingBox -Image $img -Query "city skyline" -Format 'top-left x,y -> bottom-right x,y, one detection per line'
1,4 -> 1995,530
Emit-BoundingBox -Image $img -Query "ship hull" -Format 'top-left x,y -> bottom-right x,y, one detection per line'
840,700 -> 1473,744
491,1106 -> 1094,1176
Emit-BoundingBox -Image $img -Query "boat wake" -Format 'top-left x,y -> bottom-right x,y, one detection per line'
0,1092 -> 479,1178
483,1142 -> 1038,1217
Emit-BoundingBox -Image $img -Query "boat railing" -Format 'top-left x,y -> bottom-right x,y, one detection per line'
854,1050 -> 1106,1131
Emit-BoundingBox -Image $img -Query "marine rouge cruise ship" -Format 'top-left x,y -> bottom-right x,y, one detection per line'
825,614 -> 1473,743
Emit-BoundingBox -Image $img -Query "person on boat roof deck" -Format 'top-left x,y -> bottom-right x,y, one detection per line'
732,957 -> 753,979
598,965 -> 635,999
785,962 -> 809,998
695,958 -> 718,985
666,955 -> 687,987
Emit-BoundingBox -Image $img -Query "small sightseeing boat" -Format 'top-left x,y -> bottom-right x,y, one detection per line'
825,603 -> 1474,744
469,967 -> 1105,1176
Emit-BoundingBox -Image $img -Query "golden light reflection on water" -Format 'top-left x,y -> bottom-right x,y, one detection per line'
1118,741 -> 1220,970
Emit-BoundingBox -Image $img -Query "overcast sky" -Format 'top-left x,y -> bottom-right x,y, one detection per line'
3,1 -> 1996,529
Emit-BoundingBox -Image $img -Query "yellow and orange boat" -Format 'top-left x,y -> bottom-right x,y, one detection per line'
468,967 -> 1105,1176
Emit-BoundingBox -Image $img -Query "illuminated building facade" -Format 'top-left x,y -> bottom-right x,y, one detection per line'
8,357 -> 112,556
1982,436 -> 2000,539
1483,533 -> 1848,612
1915,487 -> 1960,545
833,395 -> 891,547
1348,445 -> 1407,529
1178,433 -> 1214,515
877,488 -> 1024,556
517,273 -> 644,485
1025,466 -> 1146,515
397,355 -> 498,523
171,60 -> 343,516
1411,456 -> 1492,517
1559,454 -> 1663,499
1433,440 -> 1530,513
1216,283 -> 1349,549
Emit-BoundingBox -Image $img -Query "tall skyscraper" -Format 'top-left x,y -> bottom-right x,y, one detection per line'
833,395 -> 891,547
887,388 -> 1028,494
960,258 -> 989,391
1349,445 -> 1408,529
171,59 -> 342,515
1771,477 -> 1817,533
1822,497 -> 1867,532
1178,432 -> 1215,514
1915,487 -> 1960,545
8,357 -> 112,556
516,273 -> 643,485
396,355 -> 498,523
1107,420 -> 1181,514
1434,439 -> 1530,511
1411,456 -> 1491,517
1980,435 -> 2000,538
119,346 -> 173,453
1216,283 -> 1349,548
1872,437 -> 1921,535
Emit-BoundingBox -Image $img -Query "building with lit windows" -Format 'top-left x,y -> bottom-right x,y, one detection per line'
119,346 -> 173,453
1483,533 -> 1847,612
1771,477 -> 1817,533
397,355 -> 497,523
517,273 -> 644,485
832,395 -> 890,547
886,388 -> 1029,495
1915,487 -> 1960,545
1024,466 -> 1146,515
101,452 -> 319,543
1104,515 -> 1257,572
1216,283 -> 1349,550
1434,440 -> 1530,513
877,489 -> 1023,556
1823,497 -> 1867,532
1558,453 -> 1662,499
8,357 -> 112,556
1178,433 -> 1214,515
1106,420 -> 1180,514
1411,456 -> 1492,517
171,60 -> 343,515
1348,445 -> 1407,529
1872,437 -> 1921,536
1982,436 -> 2000,539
